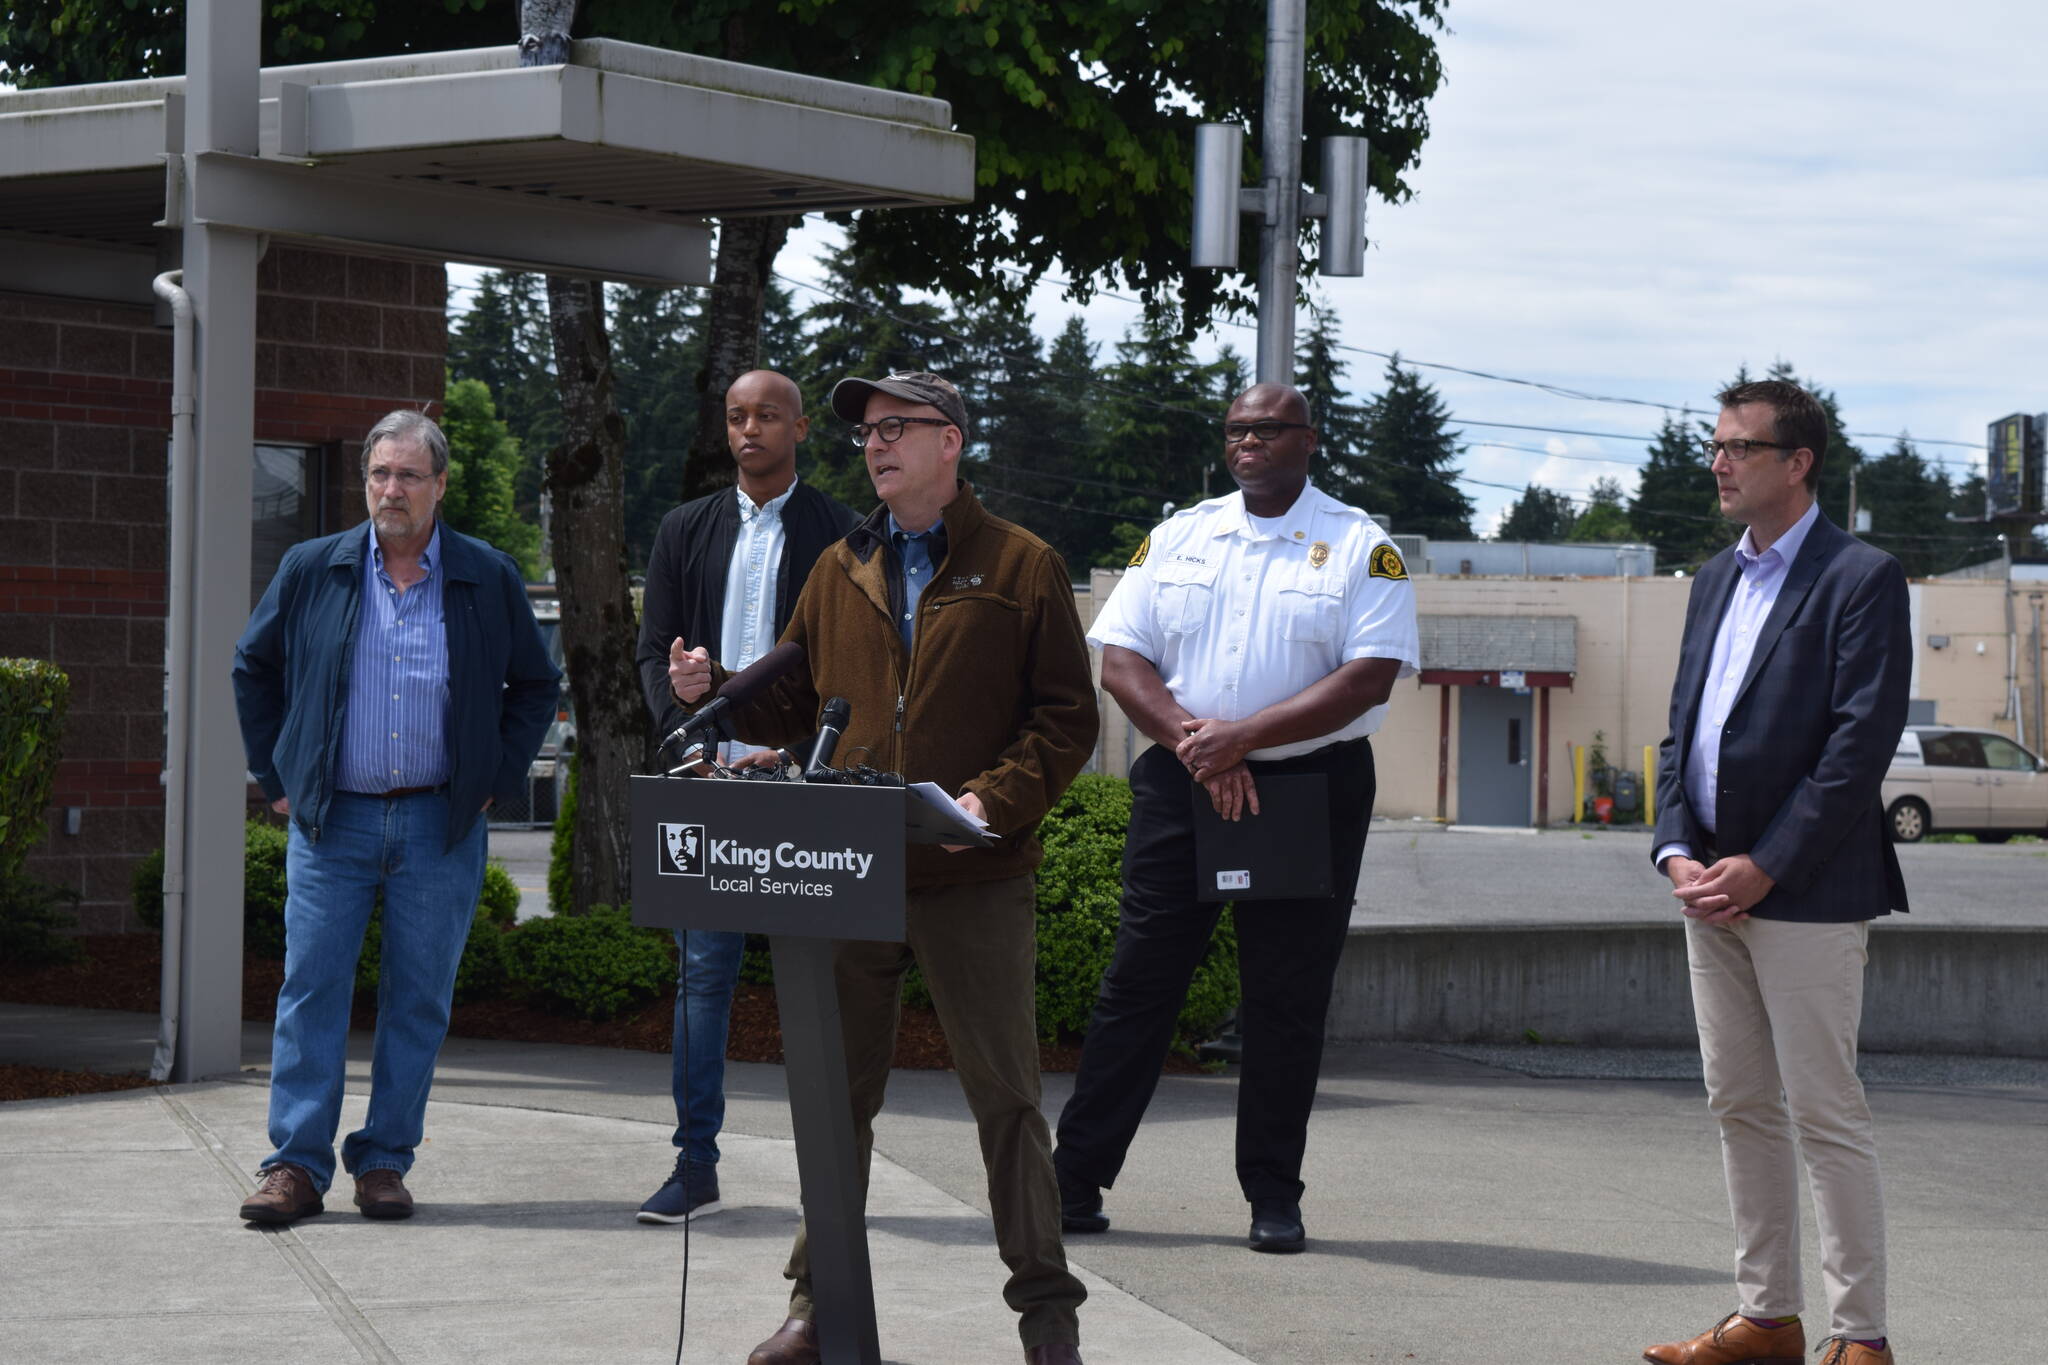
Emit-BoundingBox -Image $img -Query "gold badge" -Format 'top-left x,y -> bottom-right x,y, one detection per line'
1127,535 -> 1150,568
1369,544 -> 1408,581
1308,541 -> 1331,569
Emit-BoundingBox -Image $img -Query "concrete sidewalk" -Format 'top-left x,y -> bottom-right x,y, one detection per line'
3,1004 -> 2044,1364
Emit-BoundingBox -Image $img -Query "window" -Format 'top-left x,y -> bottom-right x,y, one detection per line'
1980,736 -> 2038,772
250,444 -> 323,606
1919,732 -> 1985,768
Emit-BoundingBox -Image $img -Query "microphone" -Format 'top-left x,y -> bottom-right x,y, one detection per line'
657,641 -> 806,759
804,697 -> 851,780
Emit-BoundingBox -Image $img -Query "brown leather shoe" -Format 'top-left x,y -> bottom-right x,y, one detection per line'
1642,1312 -> 1804,1364
1817,1339 -> 1894,1365
353,1168 -> 415,1220
1024,1345 -> 1083,1364
239,1163 -> 323,1225
746,1318 -> 819,1365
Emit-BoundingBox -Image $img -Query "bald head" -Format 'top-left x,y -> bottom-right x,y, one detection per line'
1233,382 -> 1311,425
725,369 -> 809,500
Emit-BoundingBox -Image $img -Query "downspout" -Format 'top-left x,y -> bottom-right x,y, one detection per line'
150,269 -> 196,1083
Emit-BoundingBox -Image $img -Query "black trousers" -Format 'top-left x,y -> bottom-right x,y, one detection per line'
1055,736 -> 1375,1205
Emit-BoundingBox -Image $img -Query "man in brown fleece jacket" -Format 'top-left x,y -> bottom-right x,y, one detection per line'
667,371 -> 1098,1365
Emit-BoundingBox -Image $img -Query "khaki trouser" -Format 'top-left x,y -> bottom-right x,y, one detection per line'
783,874 -> 1084,1350
1686,915 -> 1887,1339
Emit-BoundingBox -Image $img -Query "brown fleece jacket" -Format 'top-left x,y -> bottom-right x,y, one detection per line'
712,482 -> 1099,890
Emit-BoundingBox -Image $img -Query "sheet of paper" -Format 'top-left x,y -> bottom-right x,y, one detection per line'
908,781 -> 993,832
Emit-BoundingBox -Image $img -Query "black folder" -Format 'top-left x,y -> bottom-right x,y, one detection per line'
1191,772 -> 1333,902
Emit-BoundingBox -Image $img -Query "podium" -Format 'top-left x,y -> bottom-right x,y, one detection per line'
630,773 -> 983,1365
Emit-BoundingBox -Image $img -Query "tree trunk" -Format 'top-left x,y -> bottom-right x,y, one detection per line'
542,275 -> 640,913
682,212 -> 797,502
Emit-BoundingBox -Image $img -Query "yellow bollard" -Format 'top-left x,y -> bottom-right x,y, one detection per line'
1642,745 -> 1656,826
1571,744 -> 1585,824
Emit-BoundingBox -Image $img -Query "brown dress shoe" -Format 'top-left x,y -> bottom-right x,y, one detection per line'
1643,1311 -> 1804,1365
239,1163 -> 323,1225
353,1168 -> 415,1220
1024,1345 -> 1083,1364
1817,1338 -> 1894,1365
746,1317 -> 819,1365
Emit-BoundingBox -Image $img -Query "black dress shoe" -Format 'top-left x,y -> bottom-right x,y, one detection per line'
1248,1199 -> 1305,1254
1057,1168 -> 1109,1235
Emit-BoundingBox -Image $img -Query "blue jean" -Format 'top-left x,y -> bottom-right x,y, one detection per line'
264,790 -> 486,1192
671,929 -> 745,1165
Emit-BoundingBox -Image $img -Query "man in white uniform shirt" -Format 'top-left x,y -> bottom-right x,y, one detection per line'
1053,382 -> 1419,1255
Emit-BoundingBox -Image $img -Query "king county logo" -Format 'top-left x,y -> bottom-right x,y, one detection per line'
658,822 -> 706,877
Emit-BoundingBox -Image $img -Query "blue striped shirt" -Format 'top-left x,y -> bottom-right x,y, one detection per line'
336,522 -> 451,794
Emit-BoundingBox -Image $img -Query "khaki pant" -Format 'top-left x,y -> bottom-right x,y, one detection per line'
783,874 -> 1084,1350
1686,915 -> 1887,1339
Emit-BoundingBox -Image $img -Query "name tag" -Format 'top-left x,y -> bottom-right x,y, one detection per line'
1216,870 -> 1251,892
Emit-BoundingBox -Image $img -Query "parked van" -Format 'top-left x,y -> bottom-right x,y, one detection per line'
1881,726 -> 2048,842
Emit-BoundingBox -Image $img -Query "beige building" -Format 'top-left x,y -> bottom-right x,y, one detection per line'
1081,567 -> 2046,826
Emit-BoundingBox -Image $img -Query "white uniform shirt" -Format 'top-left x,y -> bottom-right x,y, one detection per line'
1088,484 -> 1421,761
716,479 -> 796,764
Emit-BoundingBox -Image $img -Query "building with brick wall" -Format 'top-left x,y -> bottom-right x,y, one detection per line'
1,245 -> 446,932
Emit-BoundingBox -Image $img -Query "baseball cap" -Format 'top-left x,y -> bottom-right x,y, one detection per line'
829,371 -> 969,435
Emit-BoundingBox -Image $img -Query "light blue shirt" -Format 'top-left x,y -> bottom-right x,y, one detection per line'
716,480 -> 795,763
887,510 -> 947,652
337,522 -> 450,794
1656,500 -> 1820,866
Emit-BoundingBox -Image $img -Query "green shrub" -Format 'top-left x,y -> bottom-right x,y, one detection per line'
133,821 -> 283,951
0,657 -> 69,882
0,875 -> 82,966
549,753 -> 578,914
1033,773 -> 1239,1048
501,902 -> 674,1020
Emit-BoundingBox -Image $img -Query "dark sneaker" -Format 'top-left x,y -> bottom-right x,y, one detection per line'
1057,1166 -> 1109,1234
637,1157 -> 721,1224
1248,1198 -> 1306,1254
239,1163 -> 323,1225
353,1168 -> 414,1220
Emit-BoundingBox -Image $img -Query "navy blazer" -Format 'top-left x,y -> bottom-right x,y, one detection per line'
233,522 -> 562,852
1651,511 -> 1912,921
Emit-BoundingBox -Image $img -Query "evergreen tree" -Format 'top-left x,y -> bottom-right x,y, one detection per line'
1856,437 -> 1986,577
447,272 -> 558,520
440,376 -> 543,577
1358,355 -> 1475,539
1629,412 -> 1725,571
1096,315 -> 1241,562
1568,476 -> 1638,542
1496,485 -> 1576,542
1294,307 -> 1378,512
606,285 -> 703,566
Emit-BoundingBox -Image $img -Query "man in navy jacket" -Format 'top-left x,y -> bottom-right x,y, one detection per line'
1643,380 -> 1909,1365
632,369 -> 856,1223
232,409 -> 558,1226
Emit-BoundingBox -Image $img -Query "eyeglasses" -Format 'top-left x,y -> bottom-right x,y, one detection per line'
1698,438 -> 1796,464
850,415 -> 952,447
1223,420 -> 1313,444
366,467 -> 431,489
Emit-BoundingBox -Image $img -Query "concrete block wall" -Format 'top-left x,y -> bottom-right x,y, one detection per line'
0,246 -> 445,931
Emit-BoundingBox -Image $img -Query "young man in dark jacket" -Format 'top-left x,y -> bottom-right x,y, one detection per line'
631,369 -> 857,1223
669,371 -> 1097,1365
231,410 -> 558,1225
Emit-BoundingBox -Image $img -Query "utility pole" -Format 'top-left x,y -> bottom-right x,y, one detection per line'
1189,0 -> 1369,384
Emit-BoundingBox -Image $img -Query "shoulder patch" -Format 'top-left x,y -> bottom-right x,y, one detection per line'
1368,544 -> 1409,581
1128,535 -> 1150,568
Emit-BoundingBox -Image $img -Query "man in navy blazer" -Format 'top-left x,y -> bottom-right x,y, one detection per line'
1641,380 -> 1910,1365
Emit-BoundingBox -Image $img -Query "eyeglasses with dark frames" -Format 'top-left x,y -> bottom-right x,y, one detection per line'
1223,420 -> 1313,444
850,416 -> 953,447
1698,438 -> 1797,464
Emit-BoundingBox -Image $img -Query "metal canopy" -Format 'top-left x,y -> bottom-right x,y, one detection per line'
0,38 -> 975,291
1420,615 -> 1580,674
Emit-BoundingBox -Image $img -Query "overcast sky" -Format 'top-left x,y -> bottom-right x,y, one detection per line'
457,0 -> 2048,535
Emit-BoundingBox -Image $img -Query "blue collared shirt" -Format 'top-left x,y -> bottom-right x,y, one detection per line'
887,511 -> 947,651
1656,500 -> 1820,865
337,522 -> 451,793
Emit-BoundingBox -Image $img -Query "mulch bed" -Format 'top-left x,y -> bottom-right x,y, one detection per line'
4,934 -> 1176,1102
